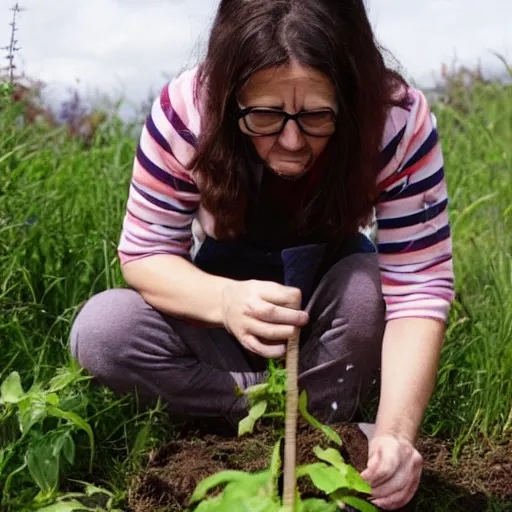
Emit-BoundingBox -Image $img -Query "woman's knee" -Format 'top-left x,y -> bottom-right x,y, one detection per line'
69,288 -> 148,381
338,253 -> 385,341
300,254 -> 385,421
301,252 -> 385,377
311,253 -> 385,342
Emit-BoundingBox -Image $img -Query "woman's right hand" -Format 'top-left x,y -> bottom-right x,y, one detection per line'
221,280 -> 309,358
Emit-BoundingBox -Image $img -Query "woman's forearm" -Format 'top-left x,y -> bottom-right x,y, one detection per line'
374,317 -> 446,442
121,254 -> 235,325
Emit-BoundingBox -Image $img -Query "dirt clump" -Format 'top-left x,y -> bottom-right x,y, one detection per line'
129,422 -> 366,511
128,423 -> 512,512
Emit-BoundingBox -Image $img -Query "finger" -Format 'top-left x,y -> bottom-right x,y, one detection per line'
370,470 -> 409,499
371,476 -> 421,510
248,298 -> 309,326
370,464 -> 422,507
243,334 -> 286,359
361,446 -> 382,482
364,450 -> 400,488
247,318 -> 297,342
258,282 -> 302,309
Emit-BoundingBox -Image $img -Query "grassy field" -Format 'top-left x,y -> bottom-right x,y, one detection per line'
0,73 -> 511,511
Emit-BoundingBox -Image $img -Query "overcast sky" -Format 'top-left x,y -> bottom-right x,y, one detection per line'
1,0 -> 510,111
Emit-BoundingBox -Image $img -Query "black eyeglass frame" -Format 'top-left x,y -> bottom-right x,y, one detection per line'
236,106 -> 338,138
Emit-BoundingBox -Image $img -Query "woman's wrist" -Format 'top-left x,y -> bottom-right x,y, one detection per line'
374,415 -> 419,444
218,278 -> 235,331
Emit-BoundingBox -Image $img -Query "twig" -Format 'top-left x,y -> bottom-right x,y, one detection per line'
3,3 -> 23,85
282,297 -> 301,510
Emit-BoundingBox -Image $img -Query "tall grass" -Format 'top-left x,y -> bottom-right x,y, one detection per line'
0,74 -> 511,508
0,94 -> 169,510
423,79 -> 512,447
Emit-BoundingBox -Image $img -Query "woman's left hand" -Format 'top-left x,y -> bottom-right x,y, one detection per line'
360,433 -> 423,510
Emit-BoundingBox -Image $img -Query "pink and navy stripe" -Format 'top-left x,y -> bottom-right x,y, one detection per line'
118,67 -> 455,322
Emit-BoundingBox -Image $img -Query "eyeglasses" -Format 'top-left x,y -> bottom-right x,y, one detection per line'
236,107 -> 337,137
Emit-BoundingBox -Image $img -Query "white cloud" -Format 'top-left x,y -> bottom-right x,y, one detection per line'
1,0 -> 510,108
367,0 -> 511,86
1,0 -> 218,105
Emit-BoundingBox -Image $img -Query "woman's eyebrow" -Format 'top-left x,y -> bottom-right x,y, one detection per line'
251,104 -> 285,109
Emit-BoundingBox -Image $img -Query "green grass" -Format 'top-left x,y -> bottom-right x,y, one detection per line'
0,96 -> 170,510
0,76 -> 511,510
424,80 -> 512,446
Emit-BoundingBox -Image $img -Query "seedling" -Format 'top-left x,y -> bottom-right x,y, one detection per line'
188,371 -> 377,511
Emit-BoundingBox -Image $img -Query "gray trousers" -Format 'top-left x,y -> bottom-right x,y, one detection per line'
69,253 -> 385,424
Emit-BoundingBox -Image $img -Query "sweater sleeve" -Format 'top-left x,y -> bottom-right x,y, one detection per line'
375,88 -> 455,322
118,68 -> 201,265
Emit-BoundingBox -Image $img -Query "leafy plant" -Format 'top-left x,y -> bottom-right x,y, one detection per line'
34,483 -> 123,512
238,360 -> 287,436
297,392 -> 342,448
297,446 -> 375,512
186,434 -> 376,511
189,362 -> 377,512
0,367 -> 95,506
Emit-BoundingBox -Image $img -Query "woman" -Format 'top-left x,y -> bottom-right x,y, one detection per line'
70,0 -> 454,508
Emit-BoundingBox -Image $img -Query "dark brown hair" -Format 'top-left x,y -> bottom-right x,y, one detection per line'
191,0 -> 408,240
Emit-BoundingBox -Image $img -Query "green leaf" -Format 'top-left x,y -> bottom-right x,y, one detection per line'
84,483 -> 114,497
194,492 -> 279,512
36,500 -> 89,512
313,447 -> 345,468
47,407 -> 94,471
3,460 -> 28,498
235,495 -> 280,511
244,383 -> 270,397
131,423 -> 151,457
296,463 -> 352,495
239,415 -> 256,436
238,400 -> 268,436
26,437 -> 60,495
61,433 -> 76,465
46,393 -> 60,406
250,400 -> 268,420
313,447 -> 371,495
227,491 -> 277,511
298,392 -> 341,446
270,439 -> 282,482
194,495 -> 223,511
192,471 -> 272,511
217,471 -> 270,502
268,439 -> 282,501
1,372 -> 25,404
48,366 -> 85,393
51,430 -> 74,461
301,499 -> 337,512
19,390 -> 48,434
333,494 -> 378,512
189,470 -> 253,504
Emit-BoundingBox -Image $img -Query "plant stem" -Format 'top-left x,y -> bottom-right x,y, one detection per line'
282,295 -> 301,510
5,3 -> 21,85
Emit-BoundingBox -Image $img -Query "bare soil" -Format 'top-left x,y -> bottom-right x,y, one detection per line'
128,421 -> 512,512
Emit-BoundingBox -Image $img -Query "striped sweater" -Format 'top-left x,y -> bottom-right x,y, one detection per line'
118,67 -> 455,322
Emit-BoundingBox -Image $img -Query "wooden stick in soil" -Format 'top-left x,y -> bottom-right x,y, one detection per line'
282,295 -> 302,511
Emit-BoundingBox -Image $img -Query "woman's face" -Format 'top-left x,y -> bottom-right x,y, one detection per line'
237,62 -> 337,179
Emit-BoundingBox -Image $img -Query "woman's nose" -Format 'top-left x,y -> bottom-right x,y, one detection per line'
278,119 -> 306,151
